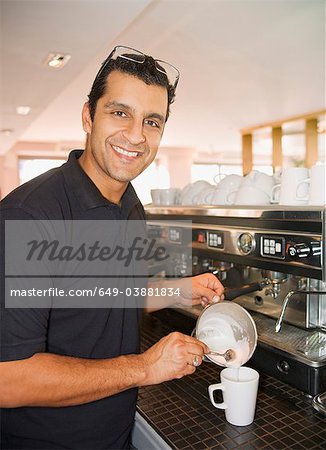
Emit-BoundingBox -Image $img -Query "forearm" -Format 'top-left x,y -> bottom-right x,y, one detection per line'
144,278 -> 188,312
0,352 -> 146,408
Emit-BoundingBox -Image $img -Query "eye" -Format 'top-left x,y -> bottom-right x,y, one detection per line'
145,119 -> 160,128
113,111 -> 127,117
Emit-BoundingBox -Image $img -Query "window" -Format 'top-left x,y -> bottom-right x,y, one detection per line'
19,157 -> 169,206
19,158 -> 66,185
191,164 -> 242,184
130,161 -> 170,205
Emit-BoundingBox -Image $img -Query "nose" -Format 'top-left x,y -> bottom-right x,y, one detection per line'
122,119 -> 146,146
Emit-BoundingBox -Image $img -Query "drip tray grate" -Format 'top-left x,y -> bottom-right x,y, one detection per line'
253,312 -> 326,364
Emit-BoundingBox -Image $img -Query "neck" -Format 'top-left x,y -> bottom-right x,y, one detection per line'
78,151 -> 127,205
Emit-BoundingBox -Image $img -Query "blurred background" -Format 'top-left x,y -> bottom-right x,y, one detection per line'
0,0 -> 325,203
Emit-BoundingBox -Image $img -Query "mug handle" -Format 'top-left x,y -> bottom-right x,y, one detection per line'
296,178 -> 310,201
208,384 -> 227,409
270,184 -> 281,204
213,173 -> 226,185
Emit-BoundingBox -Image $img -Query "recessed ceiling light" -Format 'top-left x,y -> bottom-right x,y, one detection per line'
44,52 -> 71,69
16,106 -> 31,115
0,128 -> 14,136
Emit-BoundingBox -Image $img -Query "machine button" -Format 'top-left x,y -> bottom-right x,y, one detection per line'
275,243 -> 281,253
197,231 -> 206,243
277,360 -> 290,374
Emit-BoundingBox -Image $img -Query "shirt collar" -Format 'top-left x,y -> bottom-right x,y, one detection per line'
61,149 -> 141,215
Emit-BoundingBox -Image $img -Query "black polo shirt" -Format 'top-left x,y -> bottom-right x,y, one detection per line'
0,150 -> 145,449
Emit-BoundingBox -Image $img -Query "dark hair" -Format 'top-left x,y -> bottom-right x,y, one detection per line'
88,55 -> 176,122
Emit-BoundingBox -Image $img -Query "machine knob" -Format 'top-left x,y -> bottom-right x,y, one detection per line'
287,243 -> 311,259
310,241 -> 322,257
277,360 -> 290,374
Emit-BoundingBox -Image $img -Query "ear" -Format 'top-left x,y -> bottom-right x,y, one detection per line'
82,102 -> 92,133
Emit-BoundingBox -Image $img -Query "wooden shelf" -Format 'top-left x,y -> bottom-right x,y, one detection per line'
240,110 -> 325,174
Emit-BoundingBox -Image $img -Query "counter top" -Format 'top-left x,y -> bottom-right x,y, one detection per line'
137,312 -> 326,450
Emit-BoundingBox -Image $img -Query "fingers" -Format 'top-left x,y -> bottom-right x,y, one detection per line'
170,332 -> 207,369
200,295 -> 220,307
181,335 -> 207,369
191,273 -> 225,306
187,354 -> 202,368
197,285 -> 222,304
183,335 -> 209,354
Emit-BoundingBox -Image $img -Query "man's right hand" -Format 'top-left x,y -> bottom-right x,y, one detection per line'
0,332 -> 208,408
139,332 -> 209,385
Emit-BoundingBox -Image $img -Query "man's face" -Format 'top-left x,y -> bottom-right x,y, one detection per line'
82,70 -> 168,188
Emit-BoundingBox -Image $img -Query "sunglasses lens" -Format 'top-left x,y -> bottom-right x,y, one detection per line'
114,46 -> 145,63
155,60 -> 179,88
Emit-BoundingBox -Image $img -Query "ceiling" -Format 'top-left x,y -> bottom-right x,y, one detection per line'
1,0 -> 325,157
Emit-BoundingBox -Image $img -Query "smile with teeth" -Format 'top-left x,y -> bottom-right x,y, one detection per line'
112,145 -> 140,158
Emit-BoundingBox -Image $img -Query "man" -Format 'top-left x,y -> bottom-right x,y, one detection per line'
0,46 -> 224,449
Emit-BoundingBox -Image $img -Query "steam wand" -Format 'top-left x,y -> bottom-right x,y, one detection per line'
275,290 -> 326,333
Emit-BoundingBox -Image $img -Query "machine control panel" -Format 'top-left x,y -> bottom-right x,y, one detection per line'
168,227 -> 183,244
260,236 -> 286,259
207,231 -> 224,249
287,241 -> 322,259
257,234 -> 321,266
147,223 -> 323,277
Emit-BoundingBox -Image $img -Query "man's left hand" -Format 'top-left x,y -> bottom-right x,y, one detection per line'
177,273 -> 225,308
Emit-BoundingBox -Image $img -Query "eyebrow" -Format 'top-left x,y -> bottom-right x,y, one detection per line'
104,101 -> 166,124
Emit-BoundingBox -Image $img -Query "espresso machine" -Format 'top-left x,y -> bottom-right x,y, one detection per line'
145,205 -> 326,397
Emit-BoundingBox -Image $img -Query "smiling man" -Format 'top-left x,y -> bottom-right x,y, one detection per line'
79,48 -> 172,202
0,46 -> 224,449
80,71 -> 167,202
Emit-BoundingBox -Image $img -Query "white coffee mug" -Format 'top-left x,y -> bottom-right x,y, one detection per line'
180,183 -> 194,205
215,174 -> 243,191
150,189 -> 161,205
205,188 -> 237,205
208,367 -> 259,426
235,186 -> 270,205
309,163 -> 326,205
271,167 -> 310,205
192,186 -> 215,205
160,188 -> 180,206
241,171 -> 274,196
190,181 -> 213,204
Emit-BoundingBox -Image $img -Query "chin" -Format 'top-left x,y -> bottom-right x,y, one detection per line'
112,167 -> 145,183
111,172 -> 138,183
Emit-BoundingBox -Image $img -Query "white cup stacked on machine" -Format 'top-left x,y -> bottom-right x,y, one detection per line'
271,164 -> 326,206
271,167 -> 310,205
204,174 -> 242,205
180,180 -> 213,205
167,164 -> 325,207
235,170 -> 275,205
307,163 -> 325,206
150,188 -> 181,206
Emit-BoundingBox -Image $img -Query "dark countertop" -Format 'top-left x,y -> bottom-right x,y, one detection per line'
137,311 -> 326,450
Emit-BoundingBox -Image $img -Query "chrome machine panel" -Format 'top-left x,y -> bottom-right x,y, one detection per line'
145,205 -> 326,395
